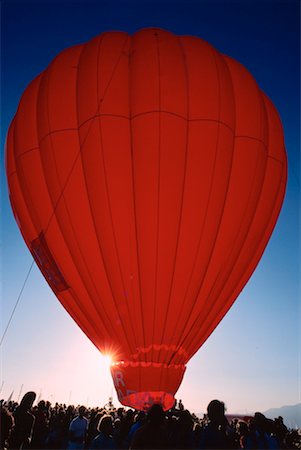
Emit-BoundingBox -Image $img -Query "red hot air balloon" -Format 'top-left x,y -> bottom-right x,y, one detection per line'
5,28 -> 287,411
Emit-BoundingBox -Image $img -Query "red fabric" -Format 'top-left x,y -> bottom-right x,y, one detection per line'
6,28 -> 287,410
111,362 -> 185,410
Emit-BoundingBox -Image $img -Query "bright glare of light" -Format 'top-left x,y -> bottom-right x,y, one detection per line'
103,354 -> 112,367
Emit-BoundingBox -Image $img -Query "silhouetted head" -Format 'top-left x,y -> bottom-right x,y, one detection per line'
237,421 -> 248,436
38,400 -> 45,410
78,406 -> 86,417
178,409 -> 193,431
20,391 -> 36,411
114,417 -> 121,429
253,412 -> 272,434
124,409 -> 134,423
147,404 -> 165,426
117,407 -> 124,417
135,411 -> 146,423
207,400 -> 226,422
98,414 -> 113,436
193,422 -> 201,433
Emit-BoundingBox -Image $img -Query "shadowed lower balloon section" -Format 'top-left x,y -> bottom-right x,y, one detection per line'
110,361 -> 186,410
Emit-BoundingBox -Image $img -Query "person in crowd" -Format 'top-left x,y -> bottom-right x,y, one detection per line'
284,429 -> 301,449
125,411 -> 146,448
247,412 -> 279,449
170,409 -> 195,449
274,416 -> 288,448
89,414 -> 116,449
67,405 -> 88,450
9,391 -> 36,450
46,406 -> 67,449
118,409 -> 135,448
130,404 -> 170,449
193,421 -> 203,447
87,410 -> 103,446
236,420 -> 251,449
0,405 -> 15,450
112,417 -> 122,448
31,400 -> 49,448
198,399 -> 238,449
178,399 -> 184,412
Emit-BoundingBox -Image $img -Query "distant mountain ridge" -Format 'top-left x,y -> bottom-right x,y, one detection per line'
263,403 -> 301,429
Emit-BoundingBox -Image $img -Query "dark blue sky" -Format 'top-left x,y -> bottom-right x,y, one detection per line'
1,0 -> 300,412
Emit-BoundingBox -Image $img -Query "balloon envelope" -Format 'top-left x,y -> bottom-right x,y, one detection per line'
6,28 -> 287,410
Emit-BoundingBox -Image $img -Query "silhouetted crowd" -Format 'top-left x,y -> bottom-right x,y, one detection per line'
1,392 -> 300,450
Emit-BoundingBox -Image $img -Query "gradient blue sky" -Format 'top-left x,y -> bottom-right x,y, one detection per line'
1,0 -> 300,414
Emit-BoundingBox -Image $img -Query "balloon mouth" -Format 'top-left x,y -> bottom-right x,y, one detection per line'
111,361 -> 186,411
120,390 -> 176,411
